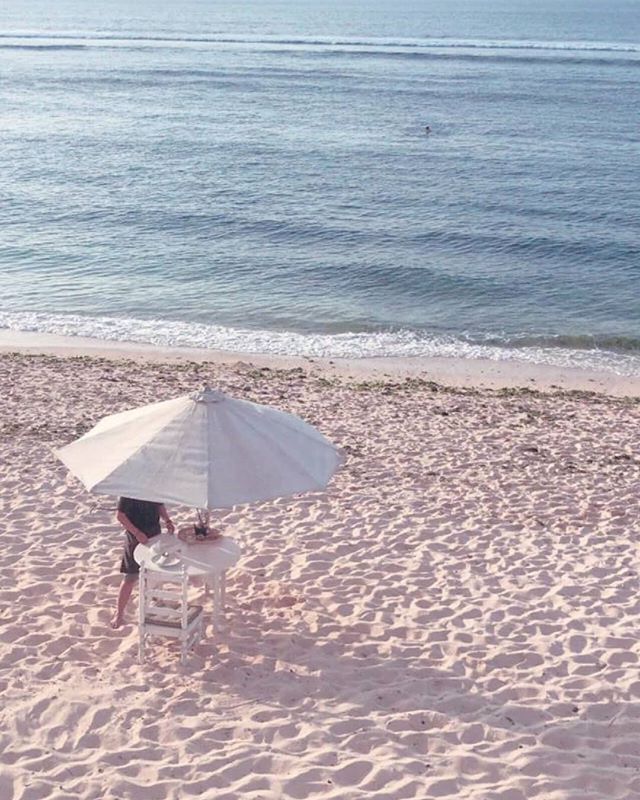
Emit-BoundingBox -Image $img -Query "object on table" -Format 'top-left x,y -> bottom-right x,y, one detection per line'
148,539 -> 182,568
177,525 -> 222,545
194,508 -> 209,539
151,550 -> 182,568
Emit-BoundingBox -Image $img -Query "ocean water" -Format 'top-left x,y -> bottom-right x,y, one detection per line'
1,0 -> 639,373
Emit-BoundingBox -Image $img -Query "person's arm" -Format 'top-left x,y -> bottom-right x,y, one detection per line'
116,510 -> 150,545
159,504 -> 175,535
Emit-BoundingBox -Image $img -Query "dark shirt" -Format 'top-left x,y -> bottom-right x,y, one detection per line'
117,497 -> 161,536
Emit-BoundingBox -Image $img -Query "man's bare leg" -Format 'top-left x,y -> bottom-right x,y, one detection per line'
111,575 -> 137,629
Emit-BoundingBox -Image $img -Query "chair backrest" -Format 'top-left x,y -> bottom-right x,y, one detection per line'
140,564 -> 190,629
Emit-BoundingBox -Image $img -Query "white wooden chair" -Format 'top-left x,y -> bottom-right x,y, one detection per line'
138,563 -> 204,665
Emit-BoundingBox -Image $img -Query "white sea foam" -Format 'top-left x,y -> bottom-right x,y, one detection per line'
2,311 -> 640,377
1,33 -> 639,55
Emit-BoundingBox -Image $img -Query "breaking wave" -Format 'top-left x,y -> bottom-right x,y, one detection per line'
1,32 -> 639,59
2,311 -> 640,377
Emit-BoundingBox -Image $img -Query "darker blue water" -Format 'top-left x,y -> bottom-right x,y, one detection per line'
0,0 -> 639,371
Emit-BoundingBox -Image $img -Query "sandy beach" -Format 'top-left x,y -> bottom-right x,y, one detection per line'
2,343 -> 640,800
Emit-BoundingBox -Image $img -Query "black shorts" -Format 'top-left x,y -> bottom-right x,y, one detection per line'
119,530 -> 161,576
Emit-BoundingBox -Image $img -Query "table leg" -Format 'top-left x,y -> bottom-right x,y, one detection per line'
202,575 -> 213,632
202,572 -> 227,633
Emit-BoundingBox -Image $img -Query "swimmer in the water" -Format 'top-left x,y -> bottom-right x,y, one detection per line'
425,125 -> 431,134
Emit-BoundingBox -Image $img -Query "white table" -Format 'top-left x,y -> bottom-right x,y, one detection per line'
134,532 -> 241,629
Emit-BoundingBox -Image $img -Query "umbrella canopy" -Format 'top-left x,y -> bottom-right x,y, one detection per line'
56,387 -> 342,508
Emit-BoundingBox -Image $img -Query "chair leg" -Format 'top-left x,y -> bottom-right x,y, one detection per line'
195,619 -> 203,650
139,633 -> 146,664
212,574 -> 221,631
180,637 -> 187,666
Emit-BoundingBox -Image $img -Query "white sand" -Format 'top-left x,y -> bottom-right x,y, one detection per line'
1,349 -> 640,799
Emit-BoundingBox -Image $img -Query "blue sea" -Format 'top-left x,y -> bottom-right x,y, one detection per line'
1,0 -> 639,374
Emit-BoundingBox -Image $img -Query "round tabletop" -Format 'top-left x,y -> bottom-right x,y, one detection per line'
135,531 -> 241,575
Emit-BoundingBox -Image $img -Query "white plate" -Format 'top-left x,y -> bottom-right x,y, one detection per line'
152,553 -> 182,569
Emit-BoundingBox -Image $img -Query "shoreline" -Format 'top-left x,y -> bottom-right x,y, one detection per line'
1,328 -> 639,396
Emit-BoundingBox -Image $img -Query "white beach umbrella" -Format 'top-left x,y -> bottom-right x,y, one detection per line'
56,387 -> 342,508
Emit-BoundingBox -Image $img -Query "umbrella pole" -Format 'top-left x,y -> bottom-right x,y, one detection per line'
196,507 -> 210,531
196,508 -> 212,604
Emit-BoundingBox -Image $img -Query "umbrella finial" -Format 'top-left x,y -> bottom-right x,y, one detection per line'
192,386 -> 225,404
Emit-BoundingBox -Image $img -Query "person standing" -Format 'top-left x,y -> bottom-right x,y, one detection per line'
111,496 -> 175,629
